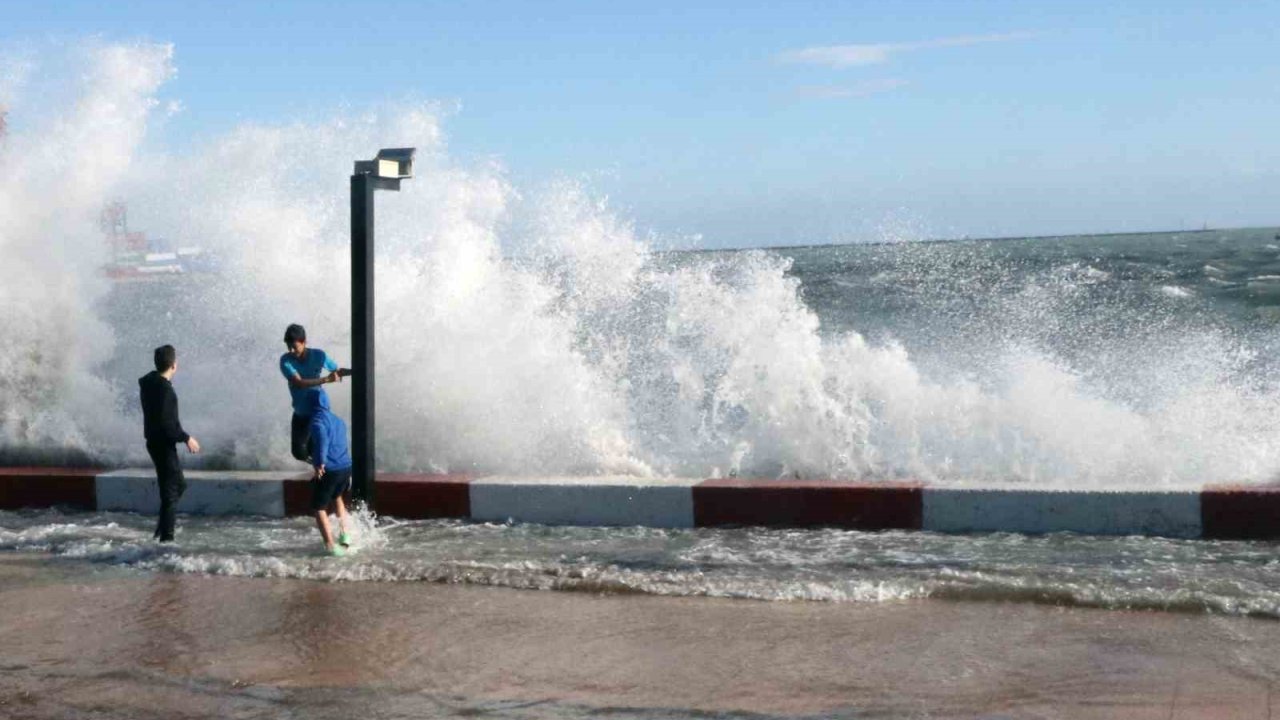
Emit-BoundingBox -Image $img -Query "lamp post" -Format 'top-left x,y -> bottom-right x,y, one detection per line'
351,147 -> 415,508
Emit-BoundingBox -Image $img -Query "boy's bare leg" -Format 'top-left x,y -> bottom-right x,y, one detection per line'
313,508 -> 335,549
334,496 -> 351,541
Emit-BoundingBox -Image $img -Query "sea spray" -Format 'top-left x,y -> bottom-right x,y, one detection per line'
0,42 -> 174,463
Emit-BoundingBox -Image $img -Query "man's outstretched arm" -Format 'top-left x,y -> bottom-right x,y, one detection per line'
288,372 -> 339,389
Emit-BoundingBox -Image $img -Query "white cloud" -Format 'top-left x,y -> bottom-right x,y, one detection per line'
778,32 -> 1034,68
795,78 -> 908,99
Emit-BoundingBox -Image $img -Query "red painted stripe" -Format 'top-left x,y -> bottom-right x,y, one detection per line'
283,473 -> 474,518
693,478 -> 923,530
1201,484 -> 1280,539
0,467 -> 100,511
283,473 -> 326,517
377,473 -> 473,519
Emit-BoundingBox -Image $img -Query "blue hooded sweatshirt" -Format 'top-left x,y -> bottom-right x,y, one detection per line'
306,390 -> 352,472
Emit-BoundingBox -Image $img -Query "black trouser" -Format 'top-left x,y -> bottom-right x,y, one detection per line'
146,441 -> 186,542
290,413 -> 313,463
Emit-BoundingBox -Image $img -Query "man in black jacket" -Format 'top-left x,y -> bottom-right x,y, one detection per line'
139,345 -> 200,542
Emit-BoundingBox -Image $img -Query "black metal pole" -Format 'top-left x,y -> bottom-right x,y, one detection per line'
351,173 -> 376,508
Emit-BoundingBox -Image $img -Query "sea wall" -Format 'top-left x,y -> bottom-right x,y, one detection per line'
4,467 -> 1278,539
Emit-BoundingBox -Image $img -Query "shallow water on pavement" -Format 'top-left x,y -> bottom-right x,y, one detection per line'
6,507 -> 1280,617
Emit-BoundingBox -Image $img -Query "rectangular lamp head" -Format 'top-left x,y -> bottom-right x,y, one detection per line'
374,147 -> 416,179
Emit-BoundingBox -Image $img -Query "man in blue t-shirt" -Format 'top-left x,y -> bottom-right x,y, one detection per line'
279,323 -> 349,464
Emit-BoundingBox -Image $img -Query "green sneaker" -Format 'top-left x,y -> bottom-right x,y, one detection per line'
338,532 -> 351,548
329,544 -> 346,558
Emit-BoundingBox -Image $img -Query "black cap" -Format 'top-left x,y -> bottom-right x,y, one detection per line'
284,324 -> 306,344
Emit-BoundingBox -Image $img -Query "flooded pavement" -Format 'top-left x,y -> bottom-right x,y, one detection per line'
3,553 -> 1280,719
10,508 -> 1280,617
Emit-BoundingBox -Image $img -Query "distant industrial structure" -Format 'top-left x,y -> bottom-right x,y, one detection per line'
4,107 -> 211,281
100,201 -> 216,280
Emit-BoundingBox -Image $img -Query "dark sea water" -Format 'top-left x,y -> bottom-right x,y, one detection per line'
777,229 -> 1280,394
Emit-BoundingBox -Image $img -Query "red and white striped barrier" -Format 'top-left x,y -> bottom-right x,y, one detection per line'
1,467 -> 1277,539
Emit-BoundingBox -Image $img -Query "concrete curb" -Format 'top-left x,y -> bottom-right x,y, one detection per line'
1,467 -> 1278,539
472,475 -> 700,528
96,469 -> 297,517
922,486 -> 1203,538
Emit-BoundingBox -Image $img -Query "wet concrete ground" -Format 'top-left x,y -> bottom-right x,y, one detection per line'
2,554 -> 1279,719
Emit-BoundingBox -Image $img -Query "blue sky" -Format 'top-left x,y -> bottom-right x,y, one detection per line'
4,0 -> 1279,247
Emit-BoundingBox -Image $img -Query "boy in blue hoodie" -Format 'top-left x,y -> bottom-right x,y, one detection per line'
305,389 -> 354,556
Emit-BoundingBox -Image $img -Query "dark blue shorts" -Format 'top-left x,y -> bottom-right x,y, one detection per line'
310,468 -> 351,512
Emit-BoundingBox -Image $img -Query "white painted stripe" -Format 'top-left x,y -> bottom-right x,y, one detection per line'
95,470 -> 292,517
923,488 -> 1202,538
470,475 -> 699,528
